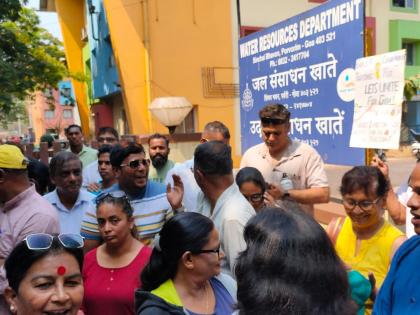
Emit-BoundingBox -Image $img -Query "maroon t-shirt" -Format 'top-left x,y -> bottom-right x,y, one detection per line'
82,245 -> 152,315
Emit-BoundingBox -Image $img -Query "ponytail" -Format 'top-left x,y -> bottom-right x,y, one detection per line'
139,212 -> 214,291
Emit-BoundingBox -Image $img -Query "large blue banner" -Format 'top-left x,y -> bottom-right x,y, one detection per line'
239,0 -> 365,165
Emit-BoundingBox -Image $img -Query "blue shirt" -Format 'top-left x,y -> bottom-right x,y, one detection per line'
373,235 -> 420,315
187,278 -> 235,315
44,189 -> 96,234
81,181 -> 173,244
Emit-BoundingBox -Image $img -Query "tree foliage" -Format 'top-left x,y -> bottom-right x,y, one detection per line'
404,74 -> 420,102
0,1 -> 67,116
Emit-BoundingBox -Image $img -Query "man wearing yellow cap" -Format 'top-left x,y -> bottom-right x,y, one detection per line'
0,145 -> 59,315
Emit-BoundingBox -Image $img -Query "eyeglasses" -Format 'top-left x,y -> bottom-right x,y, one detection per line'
120,159 -> 149,169
192,245 -> 221,258
261,117 -> 287,125
24,233 -> 84,250
242,193 -> 264,203
342,198 -> 381,211
96,191 -> 128,204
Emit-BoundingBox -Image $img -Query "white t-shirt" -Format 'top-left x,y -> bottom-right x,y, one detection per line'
397,182 -> 414,238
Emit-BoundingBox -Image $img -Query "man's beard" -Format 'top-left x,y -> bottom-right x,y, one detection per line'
151,153 -> 168,169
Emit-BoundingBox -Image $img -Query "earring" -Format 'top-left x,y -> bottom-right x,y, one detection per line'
10,305 -> 16,313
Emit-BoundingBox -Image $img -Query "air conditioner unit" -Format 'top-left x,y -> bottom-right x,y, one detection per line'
81,27 -> 88,42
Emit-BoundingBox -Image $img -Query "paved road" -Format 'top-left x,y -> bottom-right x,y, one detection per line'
325,157 -> 416,200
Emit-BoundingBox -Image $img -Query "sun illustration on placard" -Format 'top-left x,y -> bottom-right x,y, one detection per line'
375,62 -> 381,79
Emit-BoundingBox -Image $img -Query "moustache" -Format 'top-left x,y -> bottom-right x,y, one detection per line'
151,153 -> 168,168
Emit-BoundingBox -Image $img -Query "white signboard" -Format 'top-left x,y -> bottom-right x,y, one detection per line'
349,50 -> 406,149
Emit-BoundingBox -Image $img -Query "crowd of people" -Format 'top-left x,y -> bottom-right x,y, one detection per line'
0,103 -> 419,315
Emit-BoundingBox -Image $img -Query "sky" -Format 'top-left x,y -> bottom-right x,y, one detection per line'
27,0 -> 63,41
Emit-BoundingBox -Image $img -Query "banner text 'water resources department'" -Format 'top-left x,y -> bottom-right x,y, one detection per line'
239,0 -> 365,165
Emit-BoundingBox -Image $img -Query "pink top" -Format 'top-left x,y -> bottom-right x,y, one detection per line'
82,245 -> 152,315
0,185 -> 59,294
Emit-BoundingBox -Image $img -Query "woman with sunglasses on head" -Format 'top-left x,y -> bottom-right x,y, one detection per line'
326,166 -> 406,314
135,212 -> 235,315
82,193 -> 152,315
4,233 -> 84,315
235,167 -> 275,212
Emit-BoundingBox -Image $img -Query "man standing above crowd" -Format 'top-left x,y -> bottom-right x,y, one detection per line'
240,104 -> 329,215
81,144 -> 183,252
44,152 -> 96,234
165,121 -> 231,212
0,145 -> 59,314
83,126 -> 119,186
195,141 -> 255,276
148,133 -> 175,183
66,124 -> 97,169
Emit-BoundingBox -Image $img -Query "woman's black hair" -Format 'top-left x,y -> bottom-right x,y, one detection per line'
140,212 -> 214,291
235,208 -> 356,315
5,237 -> 84,293
340,166 -> 389,198
27,157 -> 51,195
235,167 -> 266,192
96,194 -> 137,238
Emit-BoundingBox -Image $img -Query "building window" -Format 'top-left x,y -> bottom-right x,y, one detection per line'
44,110 -> 54,119
61,87 -> 71,98
403,42 -> 415,65
43,89 -> 54,98
108,55 -> 116,68
174,106 -> 197,134
63,109 -> 73,119
392,0 -> 415,8
391,0 -> 418,12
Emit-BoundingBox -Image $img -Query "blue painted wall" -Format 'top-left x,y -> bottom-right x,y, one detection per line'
58,80 -> 75,106
86,0 -> 120,99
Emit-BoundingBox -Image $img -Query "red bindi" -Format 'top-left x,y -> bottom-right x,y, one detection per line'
57,266 -> 66,276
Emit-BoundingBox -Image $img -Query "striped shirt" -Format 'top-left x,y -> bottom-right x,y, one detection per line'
80,182 -> 173,245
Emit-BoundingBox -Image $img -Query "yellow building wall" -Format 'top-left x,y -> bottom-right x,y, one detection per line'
54,0 -> 91,139
103,0 -> 151,135
104,0 -> 239,164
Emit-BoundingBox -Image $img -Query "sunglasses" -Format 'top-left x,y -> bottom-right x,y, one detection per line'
24,233 -> 84,250
96,191 -> 128,204
120,159 -> 149,169
261,117 -> 287,125
192,245 -> 221,258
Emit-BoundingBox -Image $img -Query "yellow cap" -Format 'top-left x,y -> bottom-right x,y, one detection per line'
0,144 -> 28,169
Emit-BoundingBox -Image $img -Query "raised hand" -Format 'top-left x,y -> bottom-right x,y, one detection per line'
166,174 -> 184,211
